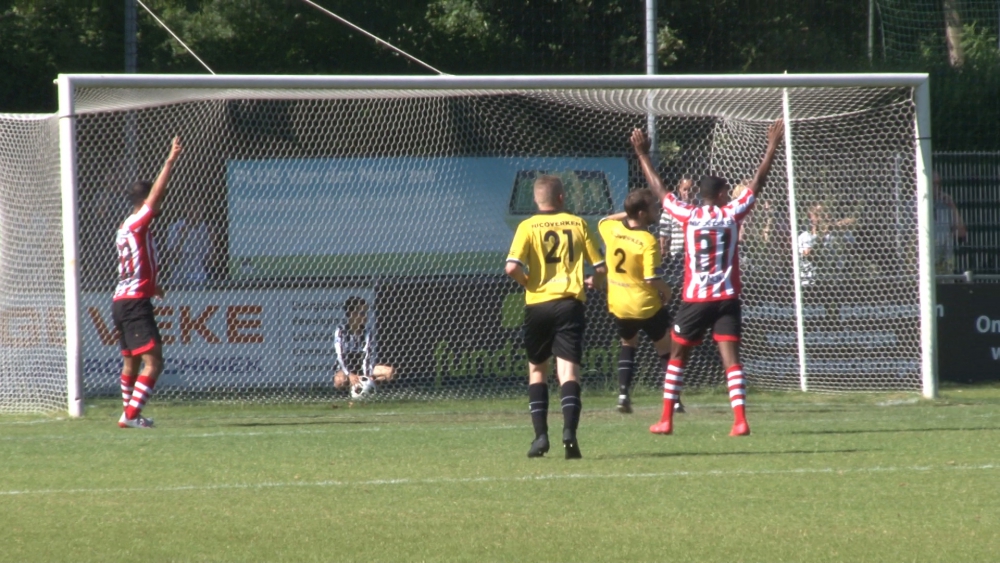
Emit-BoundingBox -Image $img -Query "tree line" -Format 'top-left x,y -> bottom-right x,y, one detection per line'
1,0 -> 996,150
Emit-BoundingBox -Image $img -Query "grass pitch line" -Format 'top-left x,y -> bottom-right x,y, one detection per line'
1,463 -> 994,497
0,423 -> 523,442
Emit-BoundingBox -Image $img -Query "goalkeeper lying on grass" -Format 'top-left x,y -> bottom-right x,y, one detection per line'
333,296 -> 395,390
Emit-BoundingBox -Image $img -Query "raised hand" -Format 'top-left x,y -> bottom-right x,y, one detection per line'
630,128 -> 650,155
767,119 -> 784,146
168,136 -> 183,162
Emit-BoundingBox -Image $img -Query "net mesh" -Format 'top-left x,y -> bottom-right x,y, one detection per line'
3,81 -> 925,410
876,0 -> 1000,64
0,114 -> 64,413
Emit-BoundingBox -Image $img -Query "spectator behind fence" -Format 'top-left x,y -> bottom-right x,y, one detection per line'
798,203 -> 857,288
933,172 -> 967,276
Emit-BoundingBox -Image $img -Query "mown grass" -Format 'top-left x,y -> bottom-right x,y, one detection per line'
1,384 -> 998,562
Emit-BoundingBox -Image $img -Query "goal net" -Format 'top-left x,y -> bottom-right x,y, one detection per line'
0,75 -> 934,413
876,0 -> 1000,64
0,114 -> 64,413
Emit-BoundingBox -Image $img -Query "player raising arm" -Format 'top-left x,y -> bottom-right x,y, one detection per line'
631,120 -> 784,436
597,189 -> 674,414
505,175 -> 606,459
113,136 -> 182,429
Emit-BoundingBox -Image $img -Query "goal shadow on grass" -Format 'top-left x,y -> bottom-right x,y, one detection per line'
221,418 -> 376,428
594,448 -> 869,460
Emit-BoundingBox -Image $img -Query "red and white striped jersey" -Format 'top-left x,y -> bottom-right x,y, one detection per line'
113,204 -> 158,301
662,189 -> 755,302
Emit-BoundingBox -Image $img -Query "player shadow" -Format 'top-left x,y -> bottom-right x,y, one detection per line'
789,426 -> 1000,436
594,448 -> 868,460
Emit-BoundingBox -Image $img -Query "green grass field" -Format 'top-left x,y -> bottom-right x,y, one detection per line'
2,385 -> 998,562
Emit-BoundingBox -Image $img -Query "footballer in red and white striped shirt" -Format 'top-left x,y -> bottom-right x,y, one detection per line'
662,185 -> 755,302
112,136 -> 183,429
631,120 -> 784,438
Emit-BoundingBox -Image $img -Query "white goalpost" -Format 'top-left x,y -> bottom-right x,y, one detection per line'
0,73 -> 936,415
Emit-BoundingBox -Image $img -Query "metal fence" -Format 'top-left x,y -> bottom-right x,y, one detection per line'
935,151 -> 1000,277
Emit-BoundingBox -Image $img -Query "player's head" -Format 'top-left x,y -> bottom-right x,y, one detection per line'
808,203 -> 828,226
127,181 -> 153,210
533,175 -> 565,211
344,296 -> 368,330
699,175 -> 729,205
677,178 -> 696,202
731,179 -> 750,200
624,188 -> 659,226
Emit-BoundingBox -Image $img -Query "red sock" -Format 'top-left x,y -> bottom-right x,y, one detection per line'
120,373 -> 137,410
125,375 -> 157,420
661,360 -> 684,423
726,364 -> 747,423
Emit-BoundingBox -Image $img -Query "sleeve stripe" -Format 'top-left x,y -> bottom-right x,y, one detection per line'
506,258 -> 524,266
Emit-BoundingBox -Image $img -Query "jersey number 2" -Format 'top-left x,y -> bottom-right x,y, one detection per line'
613,248 -> 627,273
544,230 -> 575,264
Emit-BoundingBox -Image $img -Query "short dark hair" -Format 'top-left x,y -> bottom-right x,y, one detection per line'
127,181 -> 152,207
344,296 -> 367,316
699,175 -> 728,200
624,188 -> 654,219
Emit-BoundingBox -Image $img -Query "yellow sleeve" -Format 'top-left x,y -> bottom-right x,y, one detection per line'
642,235 -> 660,280
596,219 -> 611,253
584,222 -> 605,266
506,221 -> 531,266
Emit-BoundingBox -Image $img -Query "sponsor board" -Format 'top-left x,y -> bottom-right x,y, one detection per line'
936,284 -> 1000,383
81,289 -> 376,392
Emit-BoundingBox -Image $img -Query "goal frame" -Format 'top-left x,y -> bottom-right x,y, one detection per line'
55,73 -> 936,417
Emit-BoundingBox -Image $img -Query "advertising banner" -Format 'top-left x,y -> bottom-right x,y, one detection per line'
226,157 -> 629,277
937,283 -> 1000,383
82,288 -> 376,393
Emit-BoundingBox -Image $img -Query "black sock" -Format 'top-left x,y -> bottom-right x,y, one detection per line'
560,380 -> 582,436
528,383 -> 549,438
618,345 -> 636,396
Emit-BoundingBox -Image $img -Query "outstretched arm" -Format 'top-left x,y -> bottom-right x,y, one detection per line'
630,129 -> 669,201
746,120 -> 784,199
146,136 -> 183,213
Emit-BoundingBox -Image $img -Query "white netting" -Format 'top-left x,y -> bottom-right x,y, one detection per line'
0,114 -> 64,413
2,79 -> 926,410
876,0 -> 1000,64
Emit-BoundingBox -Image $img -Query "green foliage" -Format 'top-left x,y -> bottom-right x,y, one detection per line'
0,0 -> 996,149
656,22 -> 684,68
958,20 -> 1000,71
1,387 -> 999,561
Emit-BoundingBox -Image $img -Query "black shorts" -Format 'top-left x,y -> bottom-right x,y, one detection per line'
672,299 -> 741,346
112,298 -> 162,357
523,298 -> 585,365
615,306 -> 671,342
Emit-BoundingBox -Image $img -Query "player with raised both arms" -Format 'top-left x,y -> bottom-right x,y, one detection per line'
631,119 -> 784,436
597,188 -> 674,414
506,174 -> 606,459
113,136 -> 182,428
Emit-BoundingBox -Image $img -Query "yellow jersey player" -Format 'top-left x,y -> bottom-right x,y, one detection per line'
505,175 -> 606,459
597,189 -> 674,414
